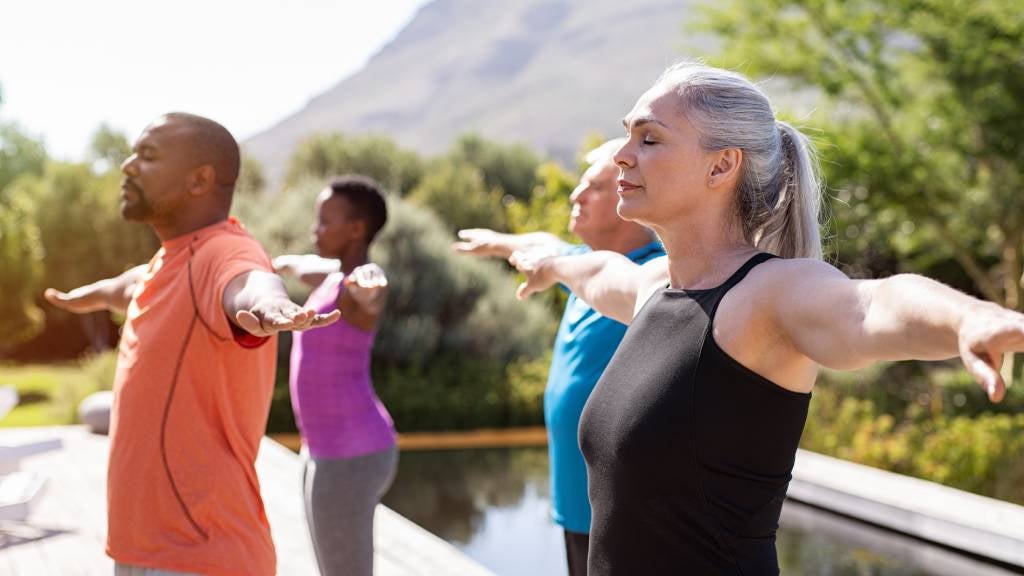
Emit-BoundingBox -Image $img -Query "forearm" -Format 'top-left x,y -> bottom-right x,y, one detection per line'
61,265 -> 145,314
512,232 -> 568,253
545,251 -> 640,323
274,255 -> 340,287
861,274 -> 989,361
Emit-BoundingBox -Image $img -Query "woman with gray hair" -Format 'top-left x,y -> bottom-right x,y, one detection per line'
510,62 -> 1024,574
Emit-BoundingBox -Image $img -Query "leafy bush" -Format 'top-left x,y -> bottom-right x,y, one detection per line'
804,367 -> 1024,504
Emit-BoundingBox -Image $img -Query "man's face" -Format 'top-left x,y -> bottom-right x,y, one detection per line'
119,118 -> 194,222
568,161 -> 623,245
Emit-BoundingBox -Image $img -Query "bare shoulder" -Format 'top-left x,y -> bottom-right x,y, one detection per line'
744,257 -> 849,293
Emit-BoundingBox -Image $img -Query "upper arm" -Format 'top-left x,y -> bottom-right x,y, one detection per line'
763,259 -> 878,370
576,253 -> 668,324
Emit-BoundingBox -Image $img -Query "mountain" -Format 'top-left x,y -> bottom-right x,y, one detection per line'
243,0 -> 716,186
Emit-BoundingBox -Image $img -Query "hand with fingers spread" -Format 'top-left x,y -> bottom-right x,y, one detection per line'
509,248 -> 560,300
454,228 -> 568,260
957,304 -> 1024,403
235,297 -> 340,337
343,263 -> 389,315
453,228 -> 515,258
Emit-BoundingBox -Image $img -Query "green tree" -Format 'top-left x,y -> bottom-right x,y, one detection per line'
236,154 -> 267,197
0,191 -> 44,350
286,133 -> 423,195
408,158 -> 507,233
88,123 -> 131,173
699,0 -> 1024,380
0,98 -> 47,193
448,134 -> 541,202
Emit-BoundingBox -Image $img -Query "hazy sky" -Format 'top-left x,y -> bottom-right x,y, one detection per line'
0,0 -> 431,159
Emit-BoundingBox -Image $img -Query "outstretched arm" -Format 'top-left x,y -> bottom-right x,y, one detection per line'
767,259 -> 1024,402
453,228 -> 570,259
225,270 -> 340,337
510,249 -> 668,324
44,265 -> 147,315
272,254 -> 341,288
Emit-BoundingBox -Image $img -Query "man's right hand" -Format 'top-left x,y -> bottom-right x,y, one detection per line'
453,229 -> 515,258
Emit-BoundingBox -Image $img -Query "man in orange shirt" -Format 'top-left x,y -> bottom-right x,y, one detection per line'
45,112 -> 338,576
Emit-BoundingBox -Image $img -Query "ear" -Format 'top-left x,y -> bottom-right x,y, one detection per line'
188,165 -> 217,197
348,219 -> 368,243
708,148 -> 743,189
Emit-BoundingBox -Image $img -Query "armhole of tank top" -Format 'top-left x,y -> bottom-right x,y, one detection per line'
632,277 -> 664,320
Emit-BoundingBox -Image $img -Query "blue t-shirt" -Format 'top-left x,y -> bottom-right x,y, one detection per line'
545,240 -> 665,533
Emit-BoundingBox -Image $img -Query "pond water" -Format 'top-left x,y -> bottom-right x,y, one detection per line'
381,446 -> 1020,576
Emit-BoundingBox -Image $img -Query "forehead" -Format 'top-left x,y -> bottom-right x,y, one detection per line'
317,191 -> 354,215
581,159 -> 617,183
135,118 -> 192,149
624,84 -> 683,129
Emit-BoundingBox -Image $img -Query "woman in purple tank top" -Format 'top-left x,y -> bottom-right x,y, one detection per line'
274,175 -> 397,576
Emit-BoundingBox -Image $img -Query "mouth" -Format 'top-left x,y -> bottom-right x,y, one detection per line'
120,179 -> 142,198
617,179 -> 642,194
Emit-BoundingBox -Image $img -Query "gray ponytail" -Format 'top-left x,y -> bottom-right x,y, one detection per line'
656,63 -> 823,259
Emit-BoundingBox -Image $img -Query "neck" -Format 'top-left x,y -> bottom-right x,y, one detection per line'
585,225 -> 655,255
651,208 -> 756,289
151,209 -> 228,244
337,244 -> 370,274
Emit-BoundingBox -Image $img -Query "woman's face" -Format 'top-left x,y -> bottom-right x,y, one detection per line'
312,189 -> 362,258
614,85 -> 717,227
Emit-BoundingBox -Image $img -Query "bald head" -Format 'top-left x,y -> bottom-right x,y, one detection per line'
157,112 -> 240,194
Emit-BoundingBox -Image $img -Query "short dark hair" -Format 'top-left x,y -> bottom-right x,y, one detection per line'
162,112 -> 240,192
328,175 -> 388,243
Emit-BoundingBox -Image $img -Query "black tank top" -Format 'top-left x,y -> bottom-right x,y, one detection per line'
579,253 -> 810,575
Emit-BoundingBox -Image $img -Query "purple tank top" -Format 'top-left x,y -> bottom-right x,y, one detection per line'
289,273 -> 396,459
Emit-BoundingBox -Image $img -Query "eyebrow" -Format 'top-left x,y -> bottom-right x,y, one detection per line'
622,115 -> 668,131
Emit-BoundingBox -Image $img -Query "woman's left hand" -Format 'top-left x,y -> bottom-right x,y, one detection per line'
958,303 -> 1024,403
344,264 -> 389,314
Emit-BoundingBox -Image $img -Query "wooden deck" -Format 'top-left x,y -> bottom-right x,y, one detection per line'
0,426 -> 495,576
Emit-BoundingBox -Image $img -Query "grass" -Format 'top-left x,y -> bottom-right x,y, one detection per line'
0,351 -> 117,427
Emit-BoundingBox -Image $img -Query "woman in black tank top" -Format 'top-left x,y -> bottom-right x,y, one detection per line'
509,62 -> 1024,575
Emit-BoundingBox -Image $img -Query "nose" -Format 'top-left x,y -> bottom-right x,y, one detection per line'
569,183 -> 586,204
120,153 -> 138,175
613,140 -> 635,169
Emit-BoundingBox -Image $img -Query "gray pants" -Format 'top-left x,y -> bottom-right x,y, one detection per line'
303,446 -> 399,576
114,564 -> 197,576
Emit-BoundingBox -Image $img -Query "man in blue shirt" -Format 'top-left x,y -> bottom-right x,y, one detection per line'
454,139 -> 664,576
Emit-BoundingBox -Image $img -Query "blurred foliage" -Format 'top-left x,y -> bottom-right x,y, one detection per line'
286,132 -> 424,195
408,158 -> 507,233
0,190 -> 44,349
236,153 -> 267,198
447,133 -> 541,202
806,366 -> 1024,503
88,123 -> 131,174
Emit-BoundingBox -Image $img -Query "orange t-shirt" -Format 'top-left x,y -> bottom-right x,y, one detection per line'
106,218 -> 278,576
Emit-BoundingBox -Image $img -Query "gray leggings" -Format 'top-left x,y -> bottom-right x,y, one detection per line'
303,446 -> 399,576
